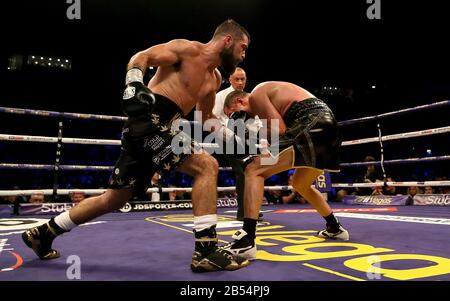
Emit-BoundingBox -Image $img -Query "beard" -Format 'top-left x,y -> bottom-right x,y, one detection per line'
219,46 -> 238,76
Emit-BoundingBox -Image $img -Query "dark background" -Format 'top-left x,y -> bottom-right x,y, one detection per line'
2,0 -> 450,114
1,0 -> 449,191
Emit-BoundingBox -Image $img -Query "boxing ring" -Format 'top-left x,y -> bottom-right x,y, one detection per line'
0,100 -> 450,281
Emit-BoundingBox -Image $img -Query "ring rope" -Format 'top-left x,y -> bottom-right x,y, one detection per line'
1,155 -> 449,171
0,107 -> 127,122
340,126 -> 450,146
0,134 -> 121,145
332,181 -> 450,188
1,103 -> 448,197
1,125 -> 449,148
339,155 -> 450,167
0,163 -> 234,171
1,181 -> 449,197
1,100 -> 449,125
336,100 -> 450,126
0,164 -> 113,171
0,186 -> 285,196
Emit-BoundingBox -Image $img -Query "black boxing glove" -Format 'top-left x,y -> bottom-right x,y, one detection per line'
228,110 -> 250,139
122,68 -> 155,117
230,112 -> 263,140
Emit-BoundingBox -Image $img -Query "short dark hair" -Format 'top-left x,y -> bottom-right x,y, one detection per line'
213,19 -> 250,43
224,90 -> 249,108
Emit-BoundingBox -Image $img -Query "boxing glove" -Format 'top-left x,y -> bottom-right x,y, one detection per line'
122,68 -> 155,117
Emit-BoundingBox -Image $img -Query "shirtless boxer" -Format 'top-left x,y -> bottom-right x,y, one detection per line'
221,81 -> 349,260
22,19 -> 251,272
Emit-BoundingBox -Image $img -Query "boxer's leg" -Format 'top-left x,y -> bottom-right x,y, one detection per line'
177,152 -> 250,272
222,148 -> 295,260
292,168 -> 349,241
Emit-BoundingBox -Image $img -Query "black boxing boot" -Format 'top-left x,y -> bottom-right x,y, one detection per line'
317,213 -> 350,241
221,218 -> 257,260
191,225 -> 250,272
22,218 -> 66,260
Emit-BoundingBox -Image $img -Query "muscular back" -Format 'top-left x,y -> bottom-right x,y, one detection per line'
146,40 -> 221,116
249,81 -> 316,135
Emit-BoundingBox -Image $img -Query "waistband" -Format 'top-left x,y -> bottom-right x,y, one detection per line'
151,93 -> 184,123
283,98 -> 330,127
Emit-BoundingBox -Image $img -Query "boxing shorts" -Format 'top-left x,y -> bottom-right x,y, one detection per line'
277,98 -> 342,172
109,93 -> 195,194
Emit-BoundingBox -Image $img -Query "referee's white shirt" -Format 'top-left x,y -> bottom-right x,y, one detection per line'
213,85 -> 235,125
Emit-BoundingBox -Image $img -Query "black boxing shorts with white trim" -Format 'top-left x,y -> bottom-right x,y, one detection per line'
277,98 -> 342,172
109,93 -> 195,195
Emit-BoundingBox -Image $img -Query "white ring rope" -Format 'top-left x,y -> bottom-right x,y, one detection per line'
0,186 -> 283,197
341,126 -> 450,146
2,155 -> 449,171
332,181 -> 450,188
0,134 -> 121,145
0,181 -> 449,197
0,107 -> 128,122
0,163 -> 234,171
1,125 -> 449,147
2,100 -> 449,125
1,104 -> 448,198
